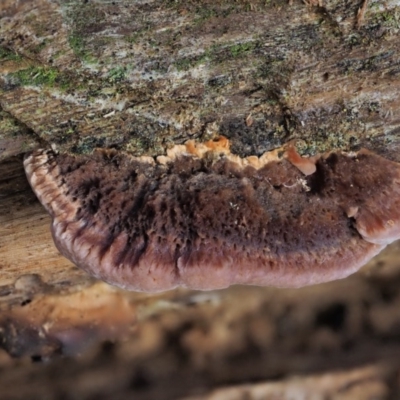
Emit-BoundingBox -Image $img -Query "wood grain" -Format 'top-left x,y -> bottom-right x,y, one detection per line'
0,158 -> 91,304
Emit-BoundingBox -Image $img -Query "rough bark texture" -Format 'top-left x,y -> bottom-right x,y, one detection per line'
1,0 -> 400,399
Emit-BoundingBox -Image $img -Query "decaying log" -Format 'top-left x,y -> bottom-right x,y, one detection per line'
1,0 -> 400,399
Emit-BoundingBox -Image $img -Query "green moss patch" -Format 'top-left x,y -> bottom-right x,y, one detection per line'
9,66 -> 70,89
0,47 -> 22,62
174,40 -> 259,71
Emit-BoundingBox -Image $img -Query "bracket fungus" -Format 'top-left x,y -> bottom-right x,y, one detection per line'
24,137 -> 400,292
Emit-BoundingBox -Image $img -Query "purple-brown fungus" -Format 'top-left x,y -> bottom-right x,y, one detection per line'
24,138 -> 400,292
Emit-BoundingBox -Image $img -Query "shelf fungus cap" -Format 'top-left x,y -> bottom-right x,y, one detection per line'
23,139 -> 400,292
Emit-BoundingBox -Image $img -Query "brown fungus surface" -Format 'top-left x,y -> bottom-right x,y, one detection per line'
23,138 -> 400,292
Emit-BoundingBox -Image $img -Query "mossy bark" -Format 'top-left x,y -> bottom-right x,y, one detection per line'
1,0 -> 400,160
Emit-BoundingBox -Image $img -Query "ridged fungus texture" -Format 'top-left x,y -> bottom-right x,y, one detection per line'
23,138 -> 400,292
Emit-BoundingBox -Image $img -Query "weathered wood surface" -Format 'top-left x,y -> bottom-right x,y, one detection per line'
1,0 -> 400,161
2,0 -> 400,399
